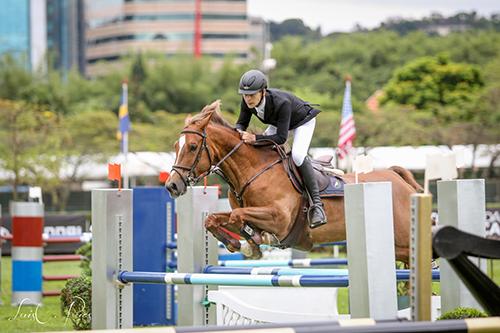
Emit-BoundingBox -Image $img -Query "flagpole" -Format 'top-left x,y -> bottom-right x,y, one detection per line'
337,75 -> 356,171
123,132 -> 129,188
119,80 -> 130,189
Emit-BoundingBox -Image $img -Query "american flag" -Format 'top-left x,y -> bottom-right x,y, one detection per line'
337,80 -> 356,159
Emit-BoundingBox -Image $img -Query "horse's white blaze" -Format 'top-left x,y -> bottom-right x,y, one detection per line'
175,134 -> 186,164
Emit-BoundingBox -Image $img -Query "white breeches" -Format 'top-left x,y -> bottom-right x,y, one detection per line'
264,117 -> 316,167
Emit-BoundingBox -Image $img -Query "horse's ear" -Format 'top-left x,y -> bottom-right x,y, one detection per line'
184,113 -> 193,126
197,100 -> 220,128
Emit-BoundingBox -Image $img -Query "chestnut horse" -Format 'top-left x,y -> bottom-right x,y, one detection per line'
165,101 -> 422,264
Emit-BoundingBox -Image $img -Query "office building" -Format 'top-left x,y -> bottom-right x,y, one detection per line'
46,0 -> 86,75
0,0 -> 86,75
0,0 -> 47,71
85,0 -> 260,76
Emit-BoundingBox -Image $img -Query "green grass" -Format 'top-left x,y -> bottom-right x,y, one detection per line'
0,257 -> 82,332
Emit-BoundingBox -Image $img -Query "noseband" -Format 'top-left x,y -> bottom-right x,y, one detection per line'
171,128 -> 244,187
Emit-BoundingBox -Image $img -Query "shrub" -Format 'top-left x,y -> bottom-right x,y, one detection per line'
438,307 -> 488,320
76,241 -> 92,276
60,276 -> 92,330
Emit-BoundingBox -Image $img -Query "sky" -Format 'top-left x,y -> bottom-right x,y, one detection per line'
247,0 -> 499,34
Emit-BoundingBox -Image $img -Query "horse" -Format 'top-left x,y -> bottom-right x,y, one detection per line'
165,100 -> 423,264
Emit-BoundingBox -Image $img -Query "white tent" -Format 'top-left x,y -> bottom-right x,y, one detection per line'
310,144 -> 500,171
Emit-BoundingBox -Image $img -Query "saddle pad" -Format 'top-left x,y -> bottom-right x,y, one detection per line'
319,175 -> 345,198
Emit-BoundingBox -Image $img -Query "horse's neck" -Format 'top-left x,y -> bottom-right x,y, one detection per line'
210,131 -> 269,191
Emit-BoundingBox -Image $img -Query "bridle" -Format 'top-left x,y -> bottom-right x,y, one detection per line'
171,126 -> 284,207
171,128 -> 244,187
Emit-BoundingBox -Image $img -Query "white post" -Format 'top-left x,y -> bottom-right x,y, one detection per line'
344,182 -> 398,320
91,189 -> 133,329
438,179 -> 486,313
176,186 -> 219,326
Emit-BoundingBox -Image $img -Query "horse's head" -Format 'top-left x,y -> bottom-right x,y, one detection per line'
165,100 -> 224,197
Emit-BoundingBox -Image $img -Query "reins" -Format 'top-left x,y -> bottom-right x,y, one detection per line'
172,128 -> 286,207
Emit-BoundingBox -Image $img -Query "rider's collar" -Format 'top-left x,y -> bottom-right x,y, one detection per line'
255,95 -> 266,118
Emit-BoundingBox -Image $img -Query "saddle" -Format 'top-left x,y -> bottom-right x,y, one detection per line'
286,154 -> 345,197
241,143 -> 346,250
274,153 -> 346,249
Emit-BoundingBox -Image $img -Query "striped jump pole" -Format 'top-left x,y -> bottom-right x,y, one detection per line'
173,317 -> 500,333
218,258 -> 348,267
117,269 -> 440,288
43,254 -> 84,262
11,201 -> 44,306
202,266 -> 441,280
118,271 -> 351,287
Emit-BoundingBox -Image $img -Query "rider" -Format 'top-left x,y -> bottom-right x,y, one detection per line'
235,69 -> 327,229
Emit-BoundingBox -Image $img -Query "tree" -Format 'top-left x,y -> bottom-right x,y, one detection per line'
0,55 -> 33,101
0,99 -> 63,199
270,19 -> 321,41
380,55 -> 483,120
54,110 -> 119,210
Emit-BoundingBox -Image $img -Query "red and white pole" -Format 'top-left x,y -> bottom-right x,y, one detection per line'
11,202 -> 44,305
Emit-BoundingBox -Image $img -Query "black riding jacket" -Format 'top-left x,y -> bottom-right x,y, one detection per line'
235,88 -> 320,145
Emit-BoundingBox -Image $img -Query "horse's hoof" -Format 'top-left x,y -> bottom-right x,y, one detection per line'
240,242 -> 254,257
250,251 -> 263,260
262,232 -> 280,246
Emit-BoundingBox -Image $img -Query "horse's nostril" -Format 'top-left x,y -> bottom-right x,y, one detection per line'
166,182 -> 178,195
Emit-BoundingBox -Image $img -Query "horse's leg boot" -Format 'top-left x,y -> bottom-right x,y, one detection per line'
299,157 -> 327,229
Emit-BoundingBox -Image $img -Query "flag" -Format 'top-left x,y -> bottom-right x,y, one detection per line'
159,171 -> 170,183
108,163 -> 122,190
117,81 -> 130,153
337,80 -> 356,159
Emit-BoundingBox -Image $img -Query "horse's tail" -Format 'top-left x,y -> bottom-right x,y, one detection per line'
389,166 -> 423,193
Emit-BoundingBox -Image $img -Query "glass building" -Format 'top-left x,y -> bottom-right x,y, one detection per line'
0,0 -> 46,71
84,0 -> 260,76
46,0 -> 86,75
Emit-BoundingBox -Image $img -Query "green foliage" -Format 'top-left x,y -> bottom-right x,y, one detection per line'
378,11 -> 500,35
437,307 -> 488,320
59,242 -> 92,330
381,55 -> 483,113
0,99 -> 64,199
270,19 -> 322,41
0,55 -> 34,100
60,276 -> 92,330
76,242 -> 92,277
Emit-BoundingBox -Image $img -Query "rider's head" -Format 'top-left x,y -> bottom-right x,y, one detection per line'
239,69 -> 267,109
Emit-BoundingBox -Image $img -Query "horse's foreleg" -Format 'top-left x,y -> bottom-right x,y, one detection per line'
225,206 -> 284,259
204,212 -> 241,252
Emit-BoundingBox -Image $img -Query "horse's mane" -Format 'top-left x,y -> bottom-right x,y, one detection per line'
188,100 -> 234,130
189,100 -> 280,155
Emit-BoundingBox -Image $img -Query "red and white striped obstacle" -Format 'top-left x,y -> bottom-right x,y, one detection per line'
11,202 -> 44,305
1,205 -> 89,303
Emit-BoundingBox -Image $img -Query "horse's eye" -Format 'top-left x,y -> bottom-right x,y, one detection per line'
189,143 -> 197,152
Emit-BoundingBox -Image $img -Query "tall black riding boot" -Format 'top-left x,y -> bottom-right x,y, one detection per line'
299,157 -> 327,228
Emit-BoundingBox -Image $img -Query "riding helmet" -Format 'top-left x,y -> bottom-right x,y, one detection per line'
238,69 -> 268,94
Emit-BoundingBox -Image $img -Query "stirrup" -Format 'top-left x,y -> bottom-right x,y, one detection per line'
308,204 -> 327,229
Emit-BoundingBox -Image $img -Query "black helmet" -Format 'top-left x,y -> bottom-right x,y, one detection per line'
238,69 -> 268,94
